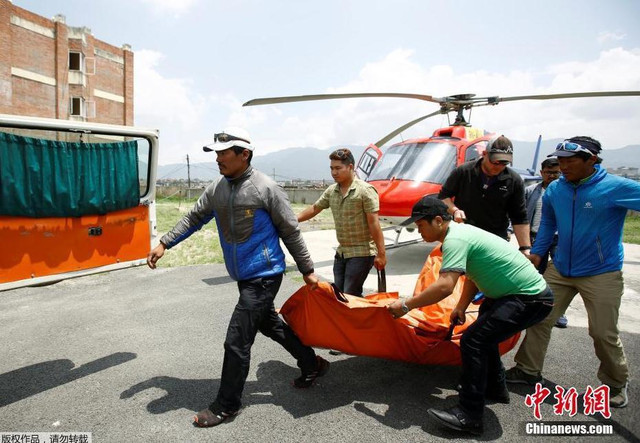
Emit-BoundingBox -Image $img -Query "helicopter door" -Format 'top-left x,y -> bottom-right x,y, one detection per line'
356,145 -> 383,180
462,137 -> 492,163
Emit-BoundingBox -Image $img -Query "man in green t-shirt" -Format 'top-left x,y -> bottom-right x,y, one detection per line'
387,197 -> 553,435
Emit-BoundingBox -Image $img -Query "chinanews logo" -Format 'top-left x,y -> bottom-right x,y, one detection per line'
523,383 -> 615,437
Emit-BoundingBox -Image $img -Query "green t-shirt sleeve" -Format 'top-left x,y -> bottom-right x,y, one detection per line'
315,186 -> 332,210
362,185 -> 380,213
441,237 -> 468,274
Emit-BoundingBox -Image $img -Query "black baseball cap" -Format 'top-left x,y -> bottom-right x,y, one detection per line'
400,196 -> 449,226
487,135 -> 514,163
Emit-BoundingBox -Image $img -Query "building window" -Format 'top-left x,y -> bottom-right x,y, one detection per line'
69,52 -> 83,71
70,97 -> 83,116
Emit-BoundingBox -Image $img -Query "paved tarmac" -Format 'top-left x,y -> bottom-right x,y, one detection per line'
1,229 -> 640,442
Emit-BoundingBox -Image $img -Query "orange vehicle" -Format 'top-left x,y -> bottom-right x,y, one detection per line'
0,114 -> 159,291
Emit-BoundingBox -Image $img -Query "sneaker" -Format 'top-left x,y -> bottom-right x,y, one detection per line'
293,356 -> 330,388
505,367 -> 543,386
554,315 -> 568,328
609,382 -> 628,408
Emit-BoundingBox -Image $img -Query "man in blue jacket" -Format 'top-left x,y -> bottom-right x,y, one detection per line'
505,136 -> 640,408
147,127 -> 329,427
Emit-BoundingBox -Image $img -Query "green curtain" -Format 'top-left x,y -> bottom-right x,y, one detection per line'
0,131 -> 139,217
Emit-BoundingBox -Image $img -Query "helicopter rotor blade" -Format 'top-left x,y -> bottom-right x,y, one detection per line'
243,92 -> 440,107
374,110 -> 444,147
497,90 -> 640,103
530,134 -> 542,175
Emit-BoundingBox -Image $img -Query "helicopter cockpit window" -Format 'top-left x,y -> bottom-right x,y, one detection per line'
465,140 -> 487,163
367,142 -> 457,184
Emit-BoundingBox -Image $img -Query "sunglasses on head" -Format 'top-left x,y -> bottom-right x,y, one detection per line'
334,148 -> 352,159
556,141 -> 594,156
214,133 -> 249,144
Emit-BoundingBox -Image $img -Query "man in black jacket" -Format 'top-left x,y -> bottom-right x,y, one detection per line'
439,135 -> 532,253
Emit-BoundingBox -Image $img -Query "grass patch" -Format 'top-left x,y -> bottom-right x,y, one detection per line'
290,203 -> 336,232
155,198 -> 223,268
154,199 -> 336,268
624,213 -> 640,245
155,197 -> 639,268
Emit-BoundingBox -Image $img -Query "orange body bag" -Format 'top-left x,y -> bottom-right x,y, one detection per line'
280,248 -> 520,366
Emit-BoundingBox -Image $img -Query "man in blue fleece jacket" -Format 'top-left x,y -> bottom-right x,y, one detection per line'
505,136 -> 640,409
147,127 -> 329,427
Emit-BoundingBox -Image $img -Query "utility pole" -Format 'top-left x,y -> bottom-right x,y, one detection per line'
186,154 -> 191,199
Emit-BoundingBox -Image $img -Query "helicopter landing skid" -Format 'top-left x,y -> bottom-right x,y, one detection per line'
382,226 -> 423,249
385,238 -> 423,250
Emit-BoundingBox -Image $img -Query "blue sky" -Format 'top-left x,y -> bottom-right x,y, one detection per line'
15,0 -> 640,165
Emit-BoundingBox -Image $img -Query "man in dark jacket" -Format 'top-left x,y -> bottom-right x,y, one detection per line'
147,127 -> 329,427
439,135 -> 532,252
506,136 -> 640,409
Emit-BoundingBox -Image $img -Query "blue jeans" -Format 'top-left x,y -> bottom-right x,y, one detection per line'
212,274 -> 317,412
458,288 -> 553,417
333,253 -> 375,297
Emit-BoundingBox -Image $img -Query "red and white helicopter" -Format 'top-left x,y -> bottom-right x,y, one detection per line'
244,91 -> 640,239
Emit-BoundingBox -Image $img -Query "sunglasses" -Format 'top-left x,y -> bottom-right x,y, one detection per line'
556,141 -> 593,156
214,133 -> 249,144
333,149 -> 352,158
490,159 -> 510,166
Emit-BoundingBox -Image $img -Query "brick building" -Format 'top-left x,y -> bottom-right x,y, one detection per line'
0,0 -> 133,125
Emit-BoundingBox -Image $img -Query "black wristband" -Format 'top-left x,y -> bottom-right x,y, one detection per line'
519,246 -> 531,251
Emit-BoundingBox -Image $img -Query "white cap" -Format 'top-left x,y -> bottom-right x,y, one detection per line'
203,127 -> 254,152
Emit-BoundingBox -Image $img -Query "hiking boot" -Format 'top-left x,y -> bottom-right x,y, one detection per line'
428,406 -> 483,435
554,315 -> 568,328
505,367 -> 543,386
193,406 -> 238,427
609,382 -> 628,408
293,356 -> 330,388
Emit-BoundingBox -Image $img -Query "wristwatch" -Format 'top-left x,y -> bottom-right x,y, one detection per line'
401,299 -> 410,314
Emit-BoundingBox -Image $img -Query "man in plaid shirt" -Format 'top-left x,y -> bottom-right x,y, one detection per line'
298,148 -> 386,297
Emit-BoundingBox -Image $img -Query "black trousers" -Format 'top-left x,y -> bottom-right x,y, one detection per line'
333,253 -> 375,297
212,274 -> 317,412
458,288 -> 553,417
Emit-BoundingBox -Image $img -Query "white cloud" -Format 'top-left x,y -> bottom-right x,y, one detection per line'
134,49 -> 209,164
138,0 -> 198,15
242,47 -> 640,154
598,31 -> 626,45
138,46 -> 640,165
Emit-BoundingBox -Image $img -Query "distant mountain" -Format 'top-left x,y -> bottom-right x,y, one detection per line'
157,141 -> 640,181
512,139 -> 640,171
158,145 -> 364,181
